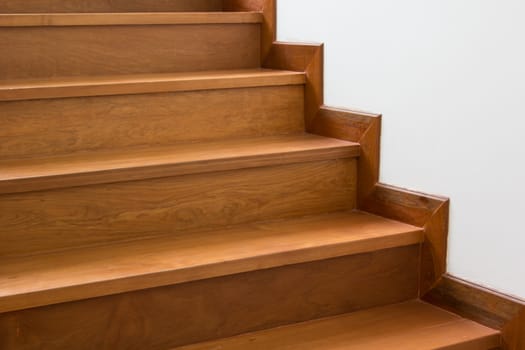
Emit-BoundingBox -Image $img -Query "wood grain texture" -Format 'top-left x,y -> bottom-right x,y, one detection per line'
0,159 -> 357,258
424,275 -> 525,350
0,211 -> 422,313
0,134 -> 359,194
264,42 -> 324,129
0,24 -> 260,79
0,246 -> 420,349
310,106 -> 381,205
0,84 -> 304,160
0,12 -> 263,27
173,301 -> 500,350
223,0 -> 276,61
361,183 -> 449,295
0,0 -> 224,13
0,69 -> 305,101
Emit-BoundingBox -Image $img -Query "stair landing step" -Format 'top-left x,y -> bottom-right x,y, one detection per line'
173,301 -> 500,350
0,134 -> 359,194
0,69 -> 306,101
0,211 -> 423,313
0,12 -> 263,27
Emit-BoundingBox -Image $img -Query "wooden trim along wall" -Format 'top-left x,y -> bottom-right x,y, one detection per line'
308,106 -> 448,297
424,275 -> 525,350
360,184 -> 450,296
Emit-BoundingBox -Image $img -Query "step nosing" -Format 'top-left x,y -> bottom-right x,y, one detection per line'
0,12 -> 264,27
0,135 -> 360,194
0,70 -> 306,101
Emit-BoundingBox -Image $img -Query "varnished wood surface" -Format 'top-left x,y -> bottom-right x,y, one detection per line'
0,24 -> 260,79
223,0 -> 276,61
0,12 -> 263,27
425,275 -> 525,350
0,159 -> 357,258
0,134 -> 359,194
0,211 -> 422,313
311,106 -> 382,205
0,69 -> 305,101
0,85 -> 304,159
361,183 -> 450,295
265,42 -> 324,128
0,246 -> 420,349
173,301 -> 500,350
0,0 -> 223,13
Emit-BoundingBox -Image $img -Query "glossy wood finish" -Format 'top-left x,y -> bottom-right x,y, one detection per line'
0,84 -> 304,160
0,12 -> 263,27
0,211 -> 423,313
0,24 -> 260,79
0,134 -> 359,194
223,0 -> 276,61
174,301 -> 500,350
311,106 -> 381,204
0,246 -> 420,350
0,69 -> 304,101
425,275 -> 525,350
265,42 -> 324,128
0,0 -> 223,13
0,159 -> 357,258
361,184 -> 450,295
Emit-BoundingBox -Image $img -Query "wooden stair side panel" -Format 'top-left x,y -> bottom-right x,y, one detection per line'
0,85 -> 304,160
0,23 -> 260,79
0,246 -> 420,350
0,0 -> 224,13
0,159 -> 357,258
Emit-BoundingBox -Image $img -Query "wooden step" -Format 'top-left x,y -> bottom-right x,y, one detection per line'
0,69 -> 305,101
173,301 -> 501,350
0,12 -> 263,26
0,211 -> 422,313
0,138 -> 358,258
0,69 -> 305,160
0,14 -> 262,79
0,244 -> 421,349
0,0 -> 223,13
0,134 -> 359,194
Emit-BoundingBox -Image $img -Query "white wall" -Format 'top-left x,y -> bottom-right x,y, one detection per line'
278,0 -> 525,299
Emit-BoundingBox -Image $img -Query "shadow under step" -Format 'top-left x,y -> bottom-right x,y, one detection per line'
172,301 -> 501,350
0,211 -> 423,313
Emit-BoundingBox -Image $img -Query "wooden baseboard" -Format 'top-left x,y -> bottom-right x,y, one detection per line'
424,275 -> 525,350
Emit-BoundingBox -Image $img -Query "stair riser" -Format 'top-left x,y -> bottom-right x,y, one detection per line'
0,24 -> 260,79
0,0 -> 223,13
0,159 -> 356,258
0,246 -> 420,350
0,86 -> 304,160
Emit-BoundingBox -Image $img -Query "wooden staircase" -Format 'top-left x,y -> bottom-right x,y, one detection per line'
0,1 -> 502,349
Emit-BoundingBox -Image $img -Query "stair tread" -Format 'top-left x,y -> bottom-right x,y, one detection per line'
0,12 -> 263,27
172,301 -> 500,350
0,134 -> 359,194
0,211 -> 423,313
0,68 -> 306,101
